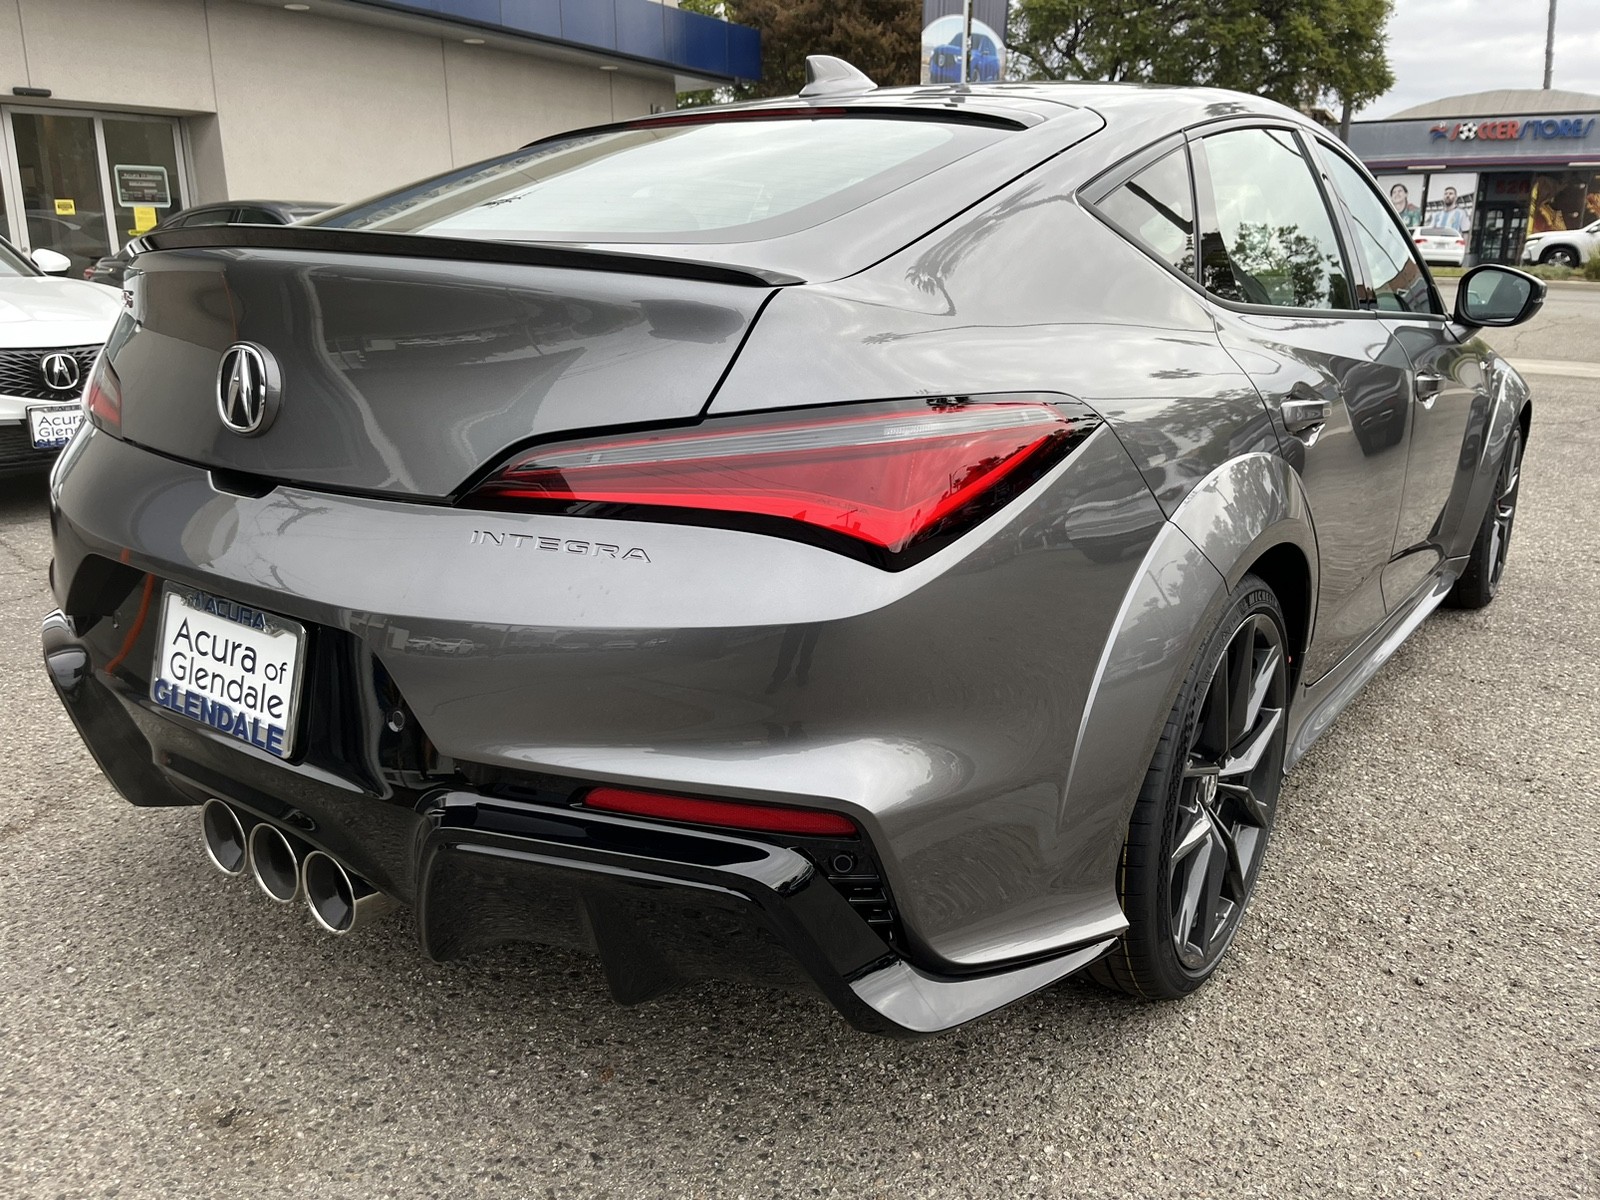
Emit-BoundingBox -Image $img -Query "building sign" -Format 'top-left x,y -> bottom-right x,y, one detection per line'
1429,117 -> 1596,143
113,164 -> 172,208
921,1 -> 1008,84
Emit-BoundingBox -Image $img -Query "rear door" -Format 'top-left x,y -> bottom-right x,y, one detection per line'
1190,123 -> 1416,683
1314,141 -> 1489,605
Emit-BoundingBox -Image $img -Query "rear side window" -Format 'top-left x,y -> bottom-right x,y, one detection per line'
313,117 -> 1006,245
1196,128 -> 1352,310
234,207 -> 282,224
176,208 -> 234,227
1094,147 -> 1195,277
1318,148 -> 1439,315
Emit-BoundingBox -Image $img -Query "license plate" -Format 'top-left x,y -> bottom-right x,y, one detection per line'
27,404 -> 83,449
149,585 -> 306,759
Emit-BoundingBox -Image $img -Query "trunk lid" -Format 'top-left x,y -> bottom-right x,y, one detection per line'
111,228 -> 777,498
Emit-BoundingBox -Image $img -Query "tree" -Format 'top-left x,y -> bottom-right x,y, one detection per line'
1006,0 -> 1393,117
680,0 -> 922,101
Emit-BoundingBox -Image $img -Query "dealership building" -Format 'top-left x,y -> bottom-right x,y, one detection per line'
0,0 -> 760,274
1348,88 -> 1600,265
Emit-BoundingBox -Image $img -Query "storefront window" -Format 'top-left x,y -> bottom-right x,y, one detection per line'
10,112 -> 111,278
2,108 -> 186,268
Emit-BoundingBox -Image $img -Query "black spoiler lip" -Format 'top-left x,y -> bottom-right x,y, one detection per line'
129,224 -> 803,288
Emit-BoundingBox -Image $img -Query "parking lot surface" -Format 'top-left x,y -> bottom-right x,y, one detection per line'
1,337 -> 1596,1198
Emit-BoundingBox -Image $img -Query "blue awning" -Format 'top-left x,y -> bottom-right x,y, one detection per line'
350,0 -> 761,82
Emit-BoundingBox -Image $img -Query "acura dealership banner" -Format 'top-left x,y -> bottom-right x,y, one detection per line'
921,1 -> 1010,85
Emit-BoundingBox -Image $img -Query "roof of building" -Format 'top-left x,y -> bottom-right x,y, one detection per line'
1386,89 -> 1600,119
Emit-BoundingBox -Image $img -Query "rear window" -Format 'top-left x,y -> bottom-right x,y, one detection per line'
311,116 -> 1004,245
1416,226 -> 1455,237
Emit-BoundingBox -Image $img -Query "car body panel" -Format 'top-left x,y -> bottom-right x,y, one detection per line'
113,246 -> 772,497
48,419 -> 1166,970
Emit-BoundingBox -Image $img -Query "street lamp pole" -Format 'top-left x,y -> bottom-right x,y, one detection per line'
1543,0 -> 1557,89
960,0 -> 973,85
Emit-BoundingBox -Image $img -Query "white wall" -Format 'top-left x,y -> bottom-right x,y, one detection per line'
1,0 -> 677,206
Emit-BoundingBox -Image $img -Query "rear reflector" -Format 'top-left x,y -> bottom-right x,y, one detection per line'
464,398 -> 1081,561
83,356 -> 121,434
583,786 -> 858,837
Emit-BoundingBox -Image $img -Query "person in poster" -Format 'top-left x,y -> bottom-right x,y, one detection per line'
1435,186 -> 1471,233
1423,173 -> 1477,234
1388,182 -> 1421,229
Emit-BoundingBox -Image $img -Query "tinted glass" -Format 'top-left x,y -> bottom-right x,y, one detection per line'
178,208 -> 235,227
1096,147 -> 1195,277
1198,128 -> 1351,310
313,117 -> 1003,244
1320,149 -> 1437,315
0,238 -> 35,278
235,207 -> 284,223
1417,226 -> 1455,237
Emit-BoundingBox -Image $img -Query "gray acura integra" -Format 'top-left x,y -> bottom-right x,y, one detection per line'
42,61 -> 1542,1035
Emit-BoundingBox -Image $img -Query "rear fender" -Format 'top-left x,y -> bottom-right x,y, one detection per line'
1060,451 -> 1317,924
1446,359 -> 1530,560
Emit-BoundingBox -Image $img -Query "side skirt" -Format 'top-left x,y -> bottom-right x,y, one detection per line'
1285,558 -> 1466,768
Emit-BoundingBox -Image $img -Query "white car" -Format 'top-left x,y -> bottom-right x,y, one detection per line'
0,237 -> 121,475
1412,225 -> 1468,266
1520,219 -> 1600,268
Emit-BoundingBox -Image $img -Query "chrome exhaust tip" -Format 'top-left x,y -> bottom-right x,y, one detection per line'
302,851 -> 396,935
200,799 -> 252,877
247,822 -> 306,904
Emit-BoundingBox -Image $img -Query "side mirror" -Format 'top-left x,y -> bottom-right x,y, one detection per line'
30,247 -> 73,275
1454,264 -> 1546,328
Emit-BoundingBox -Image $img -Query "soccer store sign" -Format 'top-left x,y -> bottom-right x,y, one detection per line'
1429,117 -> 1597,144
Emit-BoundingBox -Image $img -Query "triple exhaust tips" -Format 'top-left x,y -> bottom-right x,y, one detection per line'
200,798 -> 395,934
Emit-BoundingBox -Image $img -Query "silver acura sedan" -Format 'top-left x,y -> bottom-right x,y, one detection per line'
42,61 -> 1542,1035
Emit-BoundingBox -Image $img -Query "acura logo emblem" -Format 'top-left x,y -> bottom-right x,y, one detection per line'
40,352 -> 80,393
216,343 -> 281,437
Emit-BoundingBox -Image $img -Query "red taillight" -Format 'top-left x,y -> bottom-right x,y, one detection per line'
583,786 -> 858,837
1455,239 -> 1466,246
465,399 -> 1081,561
83,355 -> 121,434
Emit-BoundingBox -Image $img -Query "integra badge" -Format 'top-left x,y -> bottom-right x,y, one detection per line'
469,530 -> 651,562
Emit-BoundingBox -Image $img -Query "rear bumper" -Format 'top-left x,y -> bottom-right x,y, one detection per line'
43,608 -> 1114,1036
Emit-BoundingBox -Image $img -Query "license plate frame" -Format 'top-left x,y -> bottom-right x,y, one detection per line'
26,403 -> 83,450
149,584 -> 307,760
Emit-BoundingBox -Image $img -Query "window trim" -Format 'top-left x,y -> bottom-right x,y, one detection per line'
1079,134 -> 1201,286
1306,134 -> 1448,322
1079,119 -> 1383,321
1186,122 -> 1362,317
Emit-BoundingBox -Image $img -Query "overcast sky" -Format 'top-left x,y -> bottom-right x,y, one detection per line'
1358,0 -> 1600,118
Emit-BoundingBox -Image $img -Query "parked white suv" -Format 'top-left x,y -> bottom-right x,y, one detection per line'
1521,219 -> 1600,268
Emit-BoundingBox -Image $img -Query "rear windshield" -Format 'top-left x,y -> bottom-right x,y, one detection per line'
310,116 -> 1004,245
1417,226 -> 1456,236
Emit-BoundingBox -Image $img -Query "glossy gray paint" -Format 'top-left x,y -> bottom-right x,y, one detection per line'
44,81 -> 1535,1021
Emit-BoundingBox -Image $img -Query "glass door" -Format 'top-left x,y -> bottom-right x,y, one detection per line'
102,117 -> 183,244
9,111 -> 110,278
0,107 -> 187,271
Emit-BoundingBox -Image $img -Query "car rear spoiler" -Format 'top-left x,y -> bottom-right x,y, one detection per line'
130,224 -> 803,288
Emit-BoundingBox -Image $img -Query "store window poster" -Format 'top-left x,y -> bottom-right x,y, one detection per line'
1422,173 -> 1477,233
1378,174 -> 1425,229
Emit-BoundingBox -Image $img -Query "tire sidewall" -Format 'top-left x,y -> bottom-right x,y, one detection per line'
1119,576 -> 1289,999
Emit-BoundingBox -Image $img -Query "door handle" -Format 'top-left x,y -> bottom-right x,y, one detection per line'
1415,372 -> 1444,410
1280,397 -> 1332,434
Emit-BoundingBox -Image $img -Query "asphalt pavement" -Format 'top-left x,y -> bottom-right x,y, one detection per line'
1,302 -> 1596,1199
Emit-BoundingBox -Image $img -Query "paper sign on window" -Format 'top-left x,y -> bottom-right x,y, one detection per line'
114,164 -> 172,208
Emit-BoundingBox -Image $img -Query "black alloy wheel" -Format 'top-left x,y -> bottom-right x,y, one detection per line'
1447,422 -> 1524,609
1092,575 -> 1289,1000
1539,246 -> 1579,269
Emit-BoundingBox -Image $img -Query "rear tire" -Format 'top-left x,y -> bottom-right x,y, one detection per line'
1090,574 -> 1288,1000
1445,422 -> 1523,610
